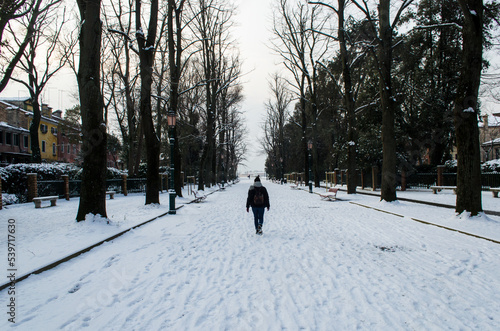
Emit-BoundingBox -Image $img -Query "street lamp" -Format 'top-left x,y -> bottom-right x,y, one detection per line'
167,111 -> 176,214
221,153 -> 225,188
308,140 -> 313,193
280,157 -> 284,185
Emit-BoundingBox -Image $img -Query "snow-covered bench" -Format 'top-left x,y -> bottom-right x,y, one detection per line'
33,196 -> 58,208
290,184 -> 298,190
319,188 -> 339,201
106,191 -> 116,199
193,191 -> 207,203
430,186 -> 456,194
490,188 -> 500,198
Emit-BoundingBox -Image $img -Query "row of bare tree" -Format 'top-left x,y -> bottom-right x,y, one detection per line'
264,0 -> 494,216
0,0 -> 246,221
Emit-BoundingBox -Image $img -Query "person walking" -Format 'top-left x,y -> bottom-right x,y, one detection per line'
246,176 -> 270,235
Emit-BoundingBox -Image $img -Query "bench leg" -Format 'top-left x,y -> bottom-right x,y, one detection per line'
432,189 -> 437,194
493,192 -> 499,198
110,194 -> 114,199
34,201 -> 41,208
50,199 -> 57,206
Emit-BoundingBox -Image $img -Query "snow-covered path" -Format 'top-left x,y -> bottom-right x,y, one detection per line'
2,179 -> 500,330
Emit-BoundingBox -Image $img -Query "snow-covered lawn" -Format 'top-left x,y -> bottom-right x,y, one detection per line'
1,178 -> 499,330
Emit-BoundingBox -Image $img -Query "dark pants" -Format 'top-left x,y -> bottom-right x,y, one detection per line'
251,207 -> 265,230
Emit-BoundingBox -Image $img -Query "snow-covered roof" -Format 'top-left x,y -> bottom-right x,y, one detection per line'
0,96 -> 30,102
0,100 -> 30,115
482,137 -> 500,146
479,114 -> 500,127
0,121 -> 29,132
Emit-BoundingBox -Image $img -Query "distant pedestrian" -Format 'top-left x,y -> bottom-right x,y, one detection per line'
246,176 -> 270,235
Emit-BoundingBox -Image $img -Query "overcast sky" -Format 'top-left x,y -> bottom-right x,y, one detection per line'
234,0 -> 281,172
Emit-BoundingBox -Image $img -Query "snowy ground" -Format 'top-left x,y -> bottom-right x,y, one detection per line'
1,178 -> 500,330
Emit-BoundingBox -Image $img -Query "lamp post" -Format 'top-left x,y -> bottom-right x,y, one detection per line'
308,140 -> 313,193
167,111 -> 176,214
221,154 -> 225,188
280,157 -> 283,185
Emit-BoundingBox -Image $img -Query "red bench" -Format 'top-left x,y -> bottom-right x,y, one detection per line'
319,188 -> 339,201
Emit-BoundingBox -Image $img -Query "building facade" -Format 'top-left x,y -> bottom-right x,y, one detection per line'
0,98 -> 82,164
479,114 -> 500,162
0,101 -> 31,164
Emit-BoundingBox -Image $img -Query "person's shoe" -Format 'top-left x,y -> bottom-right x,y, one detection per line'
257,225 -> 263,235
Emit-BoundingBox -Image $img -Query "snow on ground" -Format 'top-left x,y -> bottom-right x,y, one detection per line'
1,178 -> 500,330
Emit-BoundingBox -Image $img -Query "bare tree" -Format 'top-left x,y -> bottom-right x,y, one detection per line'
167,0 -> 187,197
216,55 -> 243,184
454,0 -> 484,215
352,0 -> 414,202
0,0 -> 47,92
309,0 -> 358,194
187,0 -> 239,190
105,0 -> 142,177
135,0 -> 160,204
76,0 -> 108,221
4,0 -> 72,163
262,73 -> 292,181
271,0 -> 329,188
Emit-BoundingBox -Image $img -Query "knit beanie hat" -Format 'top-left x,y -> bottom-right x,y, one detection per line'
254,175 -> 262,187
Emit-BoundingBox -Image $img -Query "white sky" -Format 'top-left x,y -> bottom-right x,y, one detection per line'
234,0 -> 281,172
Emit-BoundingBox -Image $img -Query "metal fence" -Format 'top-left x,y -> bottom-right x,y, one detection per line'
33,172 -> 500,198
327,171 -> 500,191
37,178 -> 149,199
37,180 -> 65,198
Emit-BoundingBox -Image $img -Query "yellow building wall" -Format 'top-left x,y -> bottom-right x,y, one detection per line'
28,118 -> 59,162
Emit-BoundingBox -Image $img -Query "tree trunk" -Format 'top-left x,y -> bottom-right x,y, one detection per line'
339,0 -> 357,194
454,0 -> 483,215
168,0 -> 185,197
378,0 -> 397,202
29,100 -> 42,163
136,0 -> 160,205
76,0 -> 108,221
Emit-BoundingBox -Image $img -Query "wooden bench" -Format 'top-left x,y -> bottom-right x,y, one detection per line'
290,184 -> 298,190
106,191 -> 116,199
490,188 -> 500,198
319,188 -> 339,201
430,186 -> 457,194
193,191 -> 207,203
33,196 -> 58,208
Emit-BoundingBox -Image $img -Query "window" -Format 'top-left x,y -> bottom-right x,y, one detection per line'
5,132 -> 12,145
42,140 -> 46,152
52,143 -> 56,156
13,134 -> 20,146
23,135 -> 29,148
40,124 -> 48,134
73,144 -> 76,154
0,130 -> 3,144
61,143 -> 65,153
67,144 -> 70,153
51,127 -> 58,135
496,148 -> 500,160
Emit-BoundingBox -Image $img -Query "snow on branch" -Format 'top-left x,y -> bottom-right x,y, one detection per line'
414,23 -> 462,31
307,1 -> 338,14
108,28 -> 132,41
151,94 -> 169,103
306,28 -> 338,41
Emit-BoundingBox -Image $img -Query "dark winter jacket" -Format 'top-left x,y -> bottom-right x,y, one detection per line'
246,185 -> 270,209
